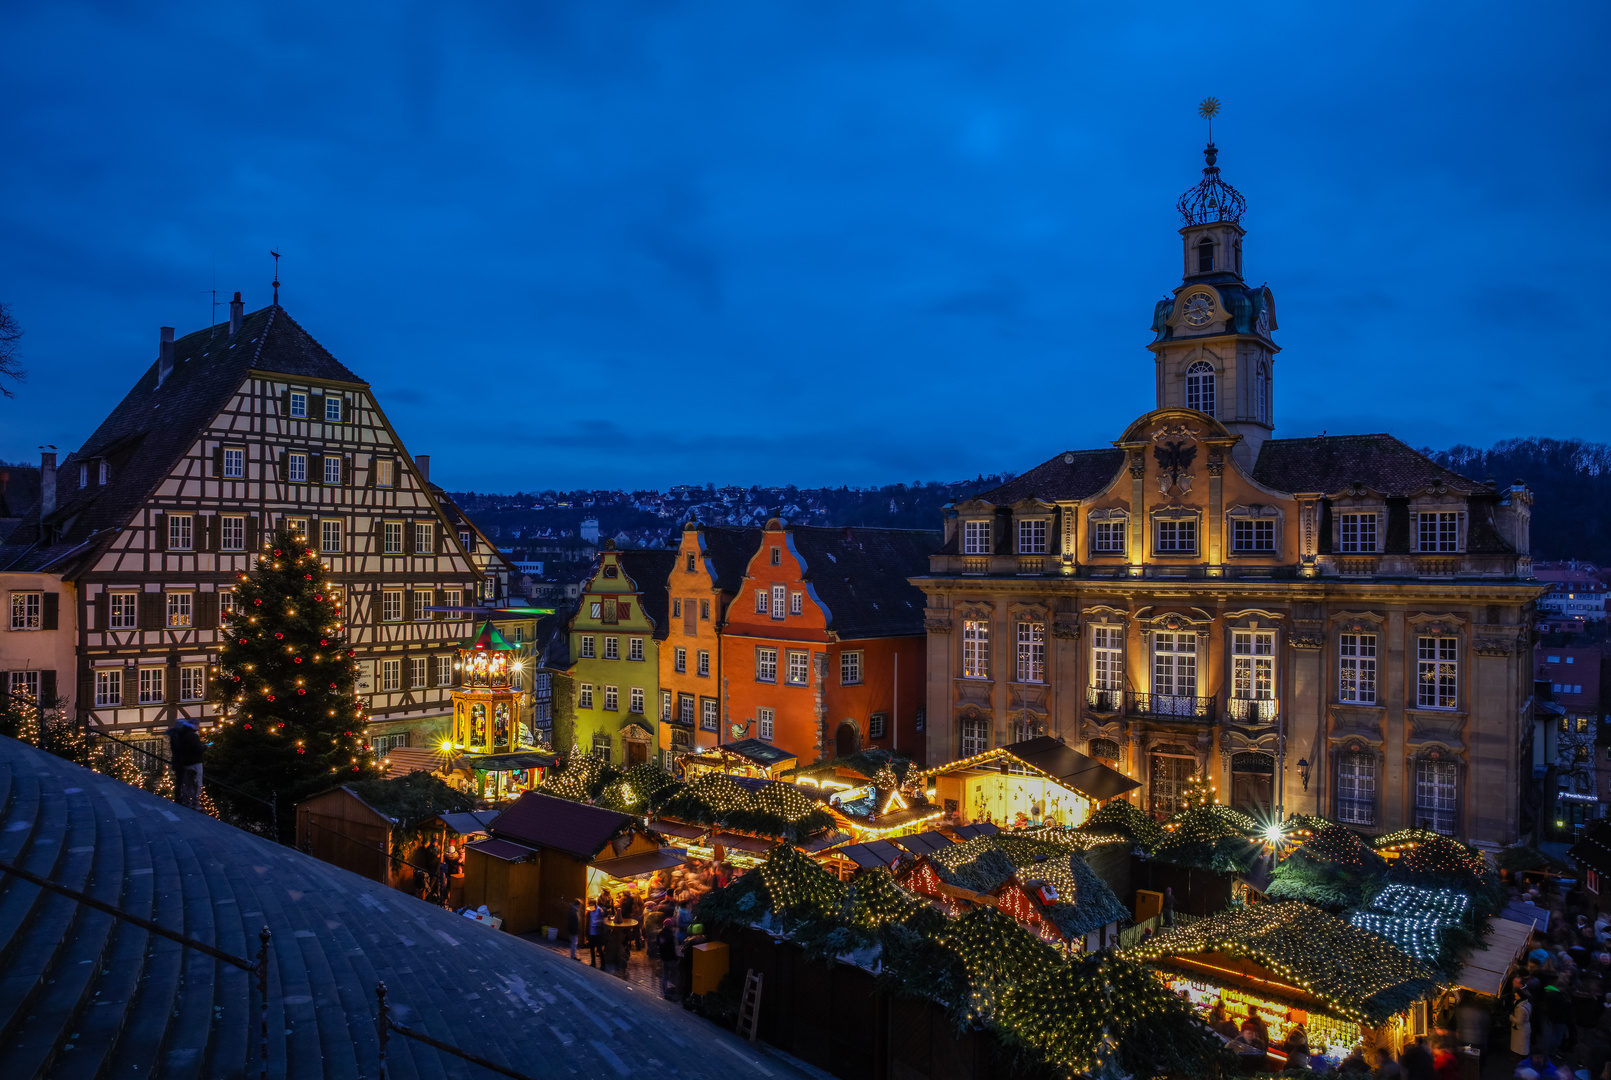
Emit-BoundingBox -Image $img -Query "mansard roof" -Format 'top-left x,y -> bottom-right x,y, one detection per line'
970,449 -> 1127,506
1251,434 -> 1487,497
0,305 -> 365,576
787,525 -> 939,639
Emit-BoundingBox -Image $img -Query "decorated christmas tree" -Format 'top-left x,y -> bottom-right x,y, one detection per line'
1178,771 -> 1216,811
207,527 -> 377,838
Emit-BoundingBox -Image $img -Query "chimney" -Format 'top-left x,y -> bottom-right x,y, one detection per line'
415,455 -> 430,483
229,291 -> 244,336
40,451 -> 57,517
157,327 -> 175,388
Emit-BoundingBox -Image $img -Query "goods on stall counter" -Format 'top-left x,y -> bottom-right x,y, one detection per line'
1167,977 -> 1359,1067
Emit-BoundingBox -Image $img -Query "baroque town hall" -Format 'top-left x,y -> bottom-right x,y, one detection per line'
917,140 -> 1542,847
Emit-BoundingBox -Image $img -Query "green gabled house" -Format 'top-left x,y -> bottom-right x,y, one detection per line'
567,541 -> 676,767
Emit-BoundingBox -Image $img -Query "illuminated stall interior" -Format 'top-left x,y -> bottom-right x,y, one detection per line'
1125,903 -> 1439,1069
678,738 -> 797,782
923,736 -> 1139,830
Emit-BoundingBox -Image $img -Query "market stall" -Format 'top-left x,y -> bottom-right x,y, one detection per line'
923,736 -> 1138,830
677,738 -> 798,781
1125,903 -> 1439,1070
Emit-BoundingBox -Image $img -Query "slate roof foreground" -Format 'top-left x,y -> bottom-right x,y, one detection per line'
0,736 -> 806,1079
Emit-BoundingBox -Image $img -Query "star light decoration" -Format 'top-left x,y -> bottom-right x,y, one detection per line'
1349,883 -> 1473,965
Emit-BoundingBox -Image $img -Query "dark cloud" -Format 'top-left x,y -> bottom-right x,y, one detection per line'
1,1 -> 1608,492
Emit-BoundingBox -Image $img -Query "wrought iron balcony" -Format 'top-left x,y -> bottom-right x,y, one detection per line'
1225,696 -> 1278,723
1086,686 -> 1123,713
1125,691 -> 1217,724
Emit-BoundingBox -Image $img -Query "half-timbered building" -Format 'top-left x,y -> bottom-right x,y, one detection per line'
0,296 -> 480,749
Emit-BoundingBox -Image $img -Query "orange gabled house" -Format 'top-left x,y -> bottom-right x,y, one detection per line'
661,521 -> 761,758
720,519 -> 938,765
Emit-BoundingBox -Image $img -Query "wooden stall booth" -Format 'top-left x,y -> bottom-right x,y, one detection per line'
461,791 -> 670,935
678,738 -> 798,782
923,736 -> 1139,831
1126,903 -> 1439,1071
295,786 -> 397,884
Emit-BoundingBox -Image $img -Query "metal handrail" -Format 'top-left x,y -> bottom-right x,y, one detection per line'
82,725 -> 280,819
0,856 -> 273,1080
1125,691 -> 1217,723
377,982 -> 539,1080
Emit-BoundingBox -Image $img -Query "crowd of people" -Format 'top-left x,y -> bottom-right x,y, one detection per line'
1496,875 -> 1611,1079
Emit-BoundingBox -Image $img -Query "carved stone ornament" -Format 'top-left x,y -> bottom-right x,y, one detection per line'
1288,634 -> 1324,650
924,618 -> 952,634
1051,618 -> 1081,640
1128,452 -> 1147,480
1206,453 -> 1225,477
1420,622 -> 1451,636
1151,423 -> 1203,443
1474,637 -> 1514,656
1160,614 -> 1189,632
1153,439 -> 1197,496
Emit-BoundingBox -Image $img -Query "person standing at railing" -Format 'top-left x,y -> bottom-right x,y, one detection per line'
166,716 -> 205,810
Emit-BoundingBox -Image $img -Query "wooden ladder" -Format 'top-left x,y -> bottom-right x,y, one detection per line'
737,969 -> 764,1045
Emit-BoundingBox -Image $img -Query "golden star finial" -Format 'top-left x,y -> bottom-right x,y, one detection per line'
1198,97 -> 1220,120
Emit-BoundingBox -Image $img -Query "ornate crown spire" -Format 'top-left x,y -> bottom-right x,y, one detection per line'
1176,98 -> 1245,225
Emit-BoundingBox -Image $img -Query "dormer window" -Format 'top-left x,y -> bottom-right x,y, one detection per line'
1017,518 -> 1047,555
98,461 -> 108,485
1339,513 -> 1379,553
963,520 -> 992,555
79,463 -> 88,487
1417,512 -> 1463,553
1185,360 -> 1216,416
1196,236 -> 1215,273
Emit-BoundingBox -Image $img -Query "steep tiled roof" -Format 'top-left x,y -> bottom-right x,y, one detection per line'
489,790 -> 634,860
0,736 -> 782,1079
0,306 -> 365,575
1252,434 -> 1486,496
789,525 -> 939,639
619,549 -> 678,639
971,449 -> 1126,505
697,524 -> 763,593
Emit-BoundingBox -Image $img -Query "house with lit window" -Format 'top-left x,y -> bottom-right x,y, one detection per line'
1,556 -> 77,719
914,139 -> 1544,847
720,519 -> 937,766
566,543 -> 675,766
0,296 -> 481,757
661,522 -> 760,759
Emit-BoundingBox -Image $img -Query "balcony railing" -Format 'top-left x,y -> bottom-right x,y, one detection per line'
1226,696 -> 1279,723
1086,686 -> 1123,713
1125,691 -> 1217,724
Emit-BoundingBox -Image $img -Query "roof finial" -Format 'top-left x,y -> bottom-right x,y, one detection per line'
1198,97 -> 1220,166
270,249 -> 282,306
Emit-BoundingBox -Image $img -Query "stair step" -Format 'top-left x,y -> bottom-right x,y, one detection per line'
101,816 -> 187,1080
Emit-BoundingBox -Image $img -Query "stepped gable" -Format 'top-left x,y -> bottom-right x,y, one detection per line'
697,524 -> 764,592
970,448 -> 1127,506
788,525 -> 939,639
0,736 -> 786,1078
1251,433 -> 1485,497
617,548 -> 678,638
0,306 -> 363,575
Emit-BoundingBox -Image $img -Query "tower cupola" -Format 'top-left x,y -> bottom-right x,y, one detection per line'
1147,103 -> 1280,469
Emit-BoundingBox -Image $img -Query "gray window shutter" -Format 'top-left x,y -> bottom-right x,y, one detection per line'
213,445 -> 224,478
246,515 -> 260,550
199,592 -> 219,629
310,393 -> 324,421
280,389 -> 290,416
40,670 -> 56,704
308,452 -> 323,484
93,593 -> 108,632
435,589 -> 445,621
404,589 -> 415,621
42,593 -> 58,631
123,667 -> 138,706
343,455 -> 352,486
140,594 -> 163,630
154,512 -> 167,551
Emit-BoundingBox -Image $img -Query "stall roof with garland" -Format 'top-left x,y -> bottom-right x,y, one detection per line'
920,737 -> 1139,802
924,834 -> 1128,939
1125,902 -> 1438,1025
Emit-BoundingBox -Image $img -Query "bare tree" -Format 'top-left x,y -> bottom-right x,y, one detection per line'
0,302 -> 24,398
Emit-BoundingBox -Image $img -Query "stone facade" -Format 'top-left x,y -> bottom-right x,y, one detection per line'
915,144 -> 1544,847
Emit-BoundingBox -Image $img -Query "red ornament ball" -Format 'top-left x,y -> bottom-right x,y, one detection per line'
253,599 -> 263,606
305,574 -> 313,580
314,595 -> 323,602
239,638 -> 248,645
267,695 -> 275,702
297,688 -> 306,695
320,639 -> 328,646
347,650 -> 355,657
274,549 -> 282,556
274,632 -> 284,640
294,657 -> 303,664
329,683 -> 337,690
244,723 -> 253,730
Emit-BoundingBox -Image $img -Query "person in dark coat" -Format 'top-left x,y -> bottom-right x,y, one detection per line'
1160,886 -> 1175,928
586,898 -> 606,968
565,899 -> 582,961
656,922 -> 677,996
165,717 -> 205,809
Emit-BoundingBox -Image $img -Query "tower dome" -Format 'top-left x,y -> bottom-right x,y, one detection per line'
1176,142 -> 1246,226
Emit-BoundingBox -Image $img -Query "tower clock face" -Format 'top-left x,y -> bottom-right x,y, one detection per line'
1182,292 -> 1215,328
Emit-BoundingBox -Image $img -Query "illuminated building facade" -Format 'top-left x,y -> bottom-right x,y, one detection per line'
915,142 -> 1544,846
661,522 -> 760,758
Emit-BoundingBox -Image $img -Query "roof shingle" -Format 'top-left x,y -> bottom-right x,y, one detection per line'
788,525 -> 939,639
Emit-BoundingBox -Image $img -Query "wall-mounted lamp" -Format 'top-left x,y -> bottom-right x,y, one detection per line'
1297,758 -> 1311,792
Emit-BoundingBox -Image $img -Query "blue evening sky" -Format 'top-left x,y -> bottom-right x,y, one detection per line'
1,2 -> 1607,492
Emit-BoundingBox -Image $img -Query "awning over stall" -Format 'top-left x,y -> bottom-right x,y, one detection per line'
1456,916 -> 1536,996
439,811 -> 499,836
592,848 -> 689,880
838,840 -> 905,869
464,837 -> 540,863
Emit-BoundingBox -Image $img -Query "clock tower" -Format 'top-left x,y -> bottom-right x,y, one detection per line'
1147,139 -> 1280,469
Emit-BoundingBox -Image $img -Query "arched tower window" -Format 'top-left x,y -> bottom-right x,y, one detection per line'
1185,361 -> 1216,416
1196,236 -> 1216,273
1256,361 -> 1270,424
